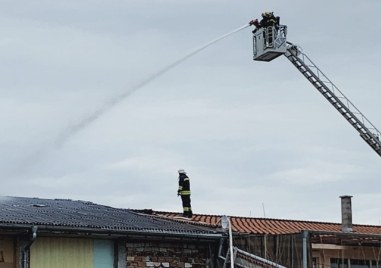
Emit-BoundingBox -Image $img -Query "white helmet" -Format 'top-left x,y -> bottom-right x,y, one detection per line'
178,169 -> 186,174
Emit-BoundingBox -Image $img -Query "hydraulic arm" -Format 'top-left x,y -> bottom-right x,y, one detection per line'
252,25 -> 381,157
284,43 -> 381,157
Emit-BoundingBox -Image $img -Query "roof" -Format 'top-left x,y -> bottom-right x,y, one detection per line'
0,197 -> 220,238
146,211 -> 381,236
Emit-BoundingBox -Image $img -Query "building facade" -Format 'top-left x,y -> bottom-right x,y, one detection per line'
0,197 -> 222,268
149,197 -> 381,268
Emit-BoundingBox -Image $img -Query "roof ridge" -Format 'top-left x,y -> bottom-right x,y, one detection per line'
3,196 -> 94,204
146,210 -> 381,228
144,209 -> 337,223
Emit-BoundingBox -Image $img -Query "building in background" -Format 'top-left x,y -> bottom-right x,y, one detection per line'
3,196 -> 379,268
0,197 -> 222,268
144,196 -> 381,268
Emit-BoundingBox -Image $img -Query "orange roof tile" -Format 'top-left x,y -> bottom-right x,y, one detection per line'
148,211 -> 381,235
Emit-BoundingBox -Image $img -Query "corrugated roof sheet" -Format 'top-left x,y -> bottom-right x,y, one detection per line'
149,211 -> 381,235
0,197 -> 220,237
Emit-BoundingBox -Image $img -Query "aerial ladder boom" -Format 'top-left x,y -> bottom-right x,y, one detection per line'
252,25 -> 381,157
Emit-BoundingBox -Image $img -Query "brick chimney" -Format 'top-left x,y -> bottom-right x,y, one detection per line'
340,195 -> 353,233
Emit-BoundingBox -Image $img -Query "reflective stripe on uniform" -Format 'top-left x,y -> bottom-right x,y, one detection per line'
180,191 -> 191,195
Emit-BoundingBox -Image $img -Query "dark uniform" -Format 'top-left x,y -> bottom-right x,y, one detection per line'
249,12 -> 280,45
177,169 -> 193,218
260,12 -> 278,28
259,12 -> 280,46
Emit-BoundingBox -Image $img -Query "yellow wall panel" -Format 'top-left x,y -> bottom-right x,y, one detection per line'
0,238 -> 14,268
30,237 -> 93,268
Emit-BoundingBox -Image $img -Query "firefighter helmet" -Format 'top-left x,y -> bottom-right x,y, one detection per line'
178,169 -> 186,174
262,12 -> 273,18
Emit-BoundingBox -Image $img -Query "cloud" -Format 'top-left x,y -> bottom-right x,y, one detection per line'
1,0 -> 381,225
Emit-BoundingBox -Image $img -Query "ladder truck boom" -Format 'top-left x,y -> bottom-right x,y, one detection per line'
252,25 -> 381,157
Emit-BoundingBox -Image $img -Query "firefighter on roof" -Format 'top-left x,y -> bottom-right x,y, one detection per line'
177,169 -> 193,218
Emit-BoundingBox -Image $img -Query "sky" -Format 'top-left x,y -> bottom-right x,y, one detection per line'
1,0 -> 381,225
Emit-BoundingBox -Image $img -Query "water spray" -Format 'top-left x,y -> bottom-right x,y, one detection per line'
12,23 -> 251,176
55,23 -> 251,146
11,24 -> 250,178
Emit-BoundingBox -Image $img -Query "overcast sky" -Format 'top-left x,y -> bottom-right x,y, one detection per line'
1,0 -> 381,225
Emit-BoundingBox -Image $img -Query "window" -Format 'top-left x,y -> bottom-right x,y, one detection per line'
331,258 -> 348,268
371,260 -> 381,268
351,259 -> 370,268
331,258 -> 375,268
313,257 -> 319,268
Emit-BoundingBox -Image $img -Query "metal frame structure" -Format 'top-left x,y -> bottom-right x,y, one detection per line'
285,43 -> 381,157
253,25 -> 287,62
253,26 -> 381,158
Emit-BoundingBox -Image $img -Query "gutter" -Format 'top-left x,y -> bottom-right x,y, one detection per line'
22,226 -> 38,268
0,223 -> 223,240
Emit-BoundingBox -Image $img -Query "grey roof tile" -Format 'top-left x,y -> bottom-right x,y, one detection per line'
0,196 -> 220,237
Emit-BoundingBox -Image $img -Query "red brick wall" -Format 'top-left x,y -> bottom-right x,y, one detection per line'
126,241 -> 211,268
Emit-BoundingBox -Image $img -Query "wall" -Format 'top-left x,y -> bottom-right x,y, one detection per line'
30,237 -> 114,268
234,234 -> 304,268
2,233 -> 218,268
93,240 -> 114,268
125,240 -> 213,268
30,237 -> 93,268
30,237 -> 115,268
312,245 -> 381,268
234,234 -> 381,268
0,238 -> 15,268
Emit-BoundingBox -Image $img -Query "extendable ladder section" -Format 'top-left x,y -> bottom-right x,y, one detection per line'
231,247 -> 286,268
223,247 -> 237,268
284,43 -> 381,157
